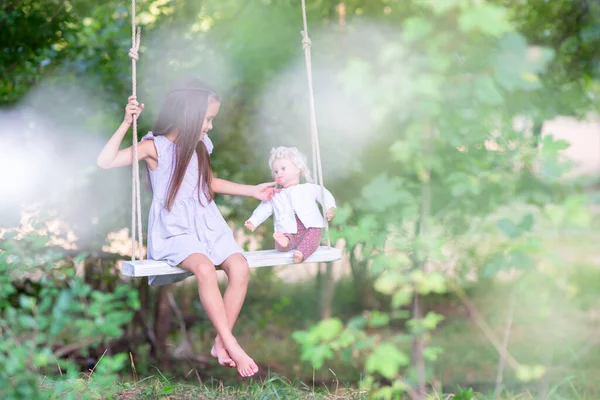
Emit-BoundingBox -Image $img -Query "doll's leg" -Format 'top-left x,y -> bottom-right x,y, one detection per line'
274,232 -> 292,249
274,232 -> 294,251
293,227 -> 322,263
274,216 -> 303,251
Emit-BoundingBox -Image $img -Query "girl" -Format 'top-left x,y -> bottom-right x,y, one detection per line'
97,78 -> 273,377
244,146 -> 336,263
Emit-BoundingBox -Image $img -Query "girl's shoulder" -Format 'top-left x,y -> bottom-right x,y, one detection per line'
202,134 -> 214,155
140,132 -> 168,166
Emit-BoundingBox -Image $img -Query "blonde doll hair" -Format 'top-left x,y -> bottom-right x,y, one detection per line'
269,146 -> 313,183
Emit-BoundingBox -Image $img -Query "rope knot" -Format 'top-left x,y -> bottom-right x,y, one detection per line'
301,30 -> 312,50
128,48 -> 139,61
129,27 -> 142,61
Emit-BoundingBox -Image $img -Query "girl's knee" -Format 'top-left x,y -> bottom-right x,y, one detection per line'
229,260 -> 249,280
222,256 -> 249,279
191,262 -> 216,279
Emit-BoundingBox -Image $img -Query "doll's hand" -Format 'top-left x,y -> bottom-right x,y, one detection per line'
244,221 -> 255,232
253,182 -> 280,201
123,95 -> 144,125
326,208 -> 335,221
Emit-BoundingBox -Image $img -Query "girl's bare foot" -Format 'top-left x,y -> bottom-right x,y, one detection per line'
293,250 -> 304,263
273,231 -> 289,248
224,340 -> 259,377
211,337 -> 236,368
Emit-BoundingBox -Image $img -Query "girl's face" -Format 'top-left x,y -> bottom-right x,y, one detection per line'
199,99 -> 220,142
272,158 -> 300,188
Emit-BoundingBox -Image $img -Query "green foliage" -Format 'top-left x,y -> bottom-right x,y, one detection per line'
0,0 -> 76,103
454,387 -> 474,400
0,229 -> 138,399
292,0 -> 593,397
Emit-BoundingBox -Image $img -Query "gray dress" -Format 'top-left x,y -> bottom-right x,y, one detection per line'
142,132 -> 243,286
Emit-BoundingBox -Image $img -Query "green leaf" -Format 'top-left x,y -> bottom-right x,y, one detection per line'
424,0 -> 461,15
422,312 -> 445,330
315,318 -> 344,341
483,250 -> 535,277
518,213 -> 534,232
374,272 -> 403,295
330,203 -> 352,226
158,386 -> 174,395
446,172 -> 479,197
304,344 -> 334,369
516,364 -> 546,382
347,315 -> 367,330
492,33 -> 554,91
402,17 -> 434,42
454,388 -> 474,400
338,330 -> 357,347
391,310 -> 411,320
417,272 -> 446,295
458,3 -> 512,36
496,218 -> 519,238
291,331 -> 309,344
474,76 -> 504,105
368,311 -> 390,328
360,174 -> 410,212
365,343 -> 410,380
73,252 -> 89,266
423,346 -> 444,361
19,295 -> 36,311
390,140 -> 411,164
392,287 -> 413,308
34,349 -> 52,367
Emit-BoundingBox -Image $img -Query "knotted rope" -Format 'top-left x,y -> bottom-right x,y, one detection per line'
129,0 -> 143,261
300,0 -> 331,247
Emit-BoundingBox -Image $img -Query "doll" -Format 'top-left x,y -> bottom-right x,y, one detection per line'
245,146 -> 336,263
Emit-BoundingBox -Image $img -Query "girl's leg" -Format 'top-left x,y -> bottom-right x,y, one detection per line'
211,254 -> 254,370
180,253 -> 257,377
293,228 -> 322,263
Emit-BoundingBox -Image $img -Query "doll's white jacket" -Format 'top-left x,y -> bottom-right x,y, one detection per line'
246,183 -> 336,234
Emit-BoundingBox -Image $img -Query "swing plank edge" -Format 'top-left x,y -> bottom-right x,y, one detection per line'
122,246 -> 342,277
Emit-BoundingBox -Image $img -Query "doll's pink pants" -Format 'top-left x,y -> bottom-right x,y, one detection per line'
275,215 -> 322,260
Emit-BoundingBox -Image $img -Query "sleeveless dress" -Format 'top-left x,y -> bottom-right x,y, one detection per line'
141,132 -> 244,286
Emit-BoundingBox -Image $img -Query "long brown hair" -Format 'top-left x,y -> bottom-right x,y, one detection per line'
152,78 -> 219,211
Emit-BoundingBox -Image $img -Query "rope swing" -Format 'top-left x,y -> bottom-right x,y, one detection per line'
123,0 -> 340,282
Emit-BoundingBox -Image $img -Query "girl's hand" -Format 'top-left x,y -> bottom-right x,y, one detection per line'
326,208 -> 335,221
244,221 -> 255,232
253,182 -> 279,201
124,95 -> 145,125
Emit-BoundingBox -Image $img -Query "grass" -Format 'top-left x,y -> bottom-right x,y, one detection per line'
68,373 -> 368,400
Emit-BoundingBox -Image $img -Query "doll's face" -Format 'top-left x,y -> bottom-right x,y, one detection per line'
272,158 -> 300,188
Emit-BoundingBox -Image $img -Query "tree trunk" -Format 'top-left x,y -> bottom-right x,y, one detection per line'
153,285 -> 172,369
411,293 -> 426,400
411,121 -> 433,399
494,289 -> 517,400
320,262 -> 335,319
349,248 -> 378,309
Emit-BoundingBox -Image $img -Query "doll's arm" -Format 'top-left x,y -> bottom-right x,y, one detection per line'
312,184 -> 336,211
245,200 -> 274,231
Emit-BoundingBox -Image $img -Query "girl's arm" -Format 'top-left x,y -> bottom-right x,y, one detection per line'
96,96 -> 157,169
212,177 -> 277,201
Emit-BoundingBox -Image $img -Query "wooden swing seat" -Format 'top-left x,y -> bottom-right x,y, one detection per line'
122,246 -> 342,278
